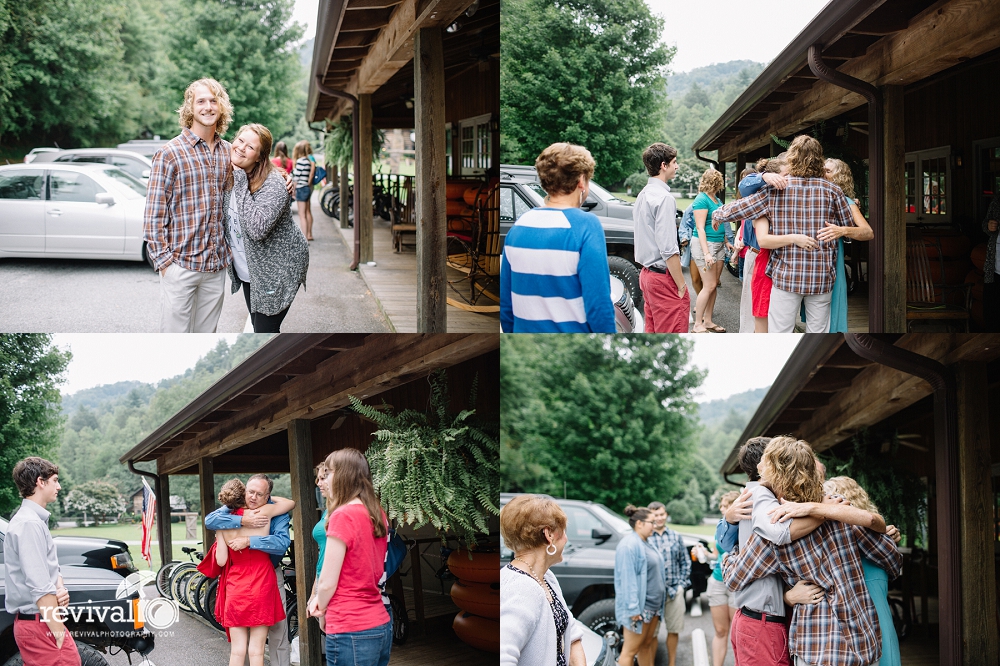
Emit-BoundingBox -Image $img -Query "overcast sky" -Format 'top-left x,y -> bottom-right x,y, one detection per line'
687,335 -> 800,403
638,0 -> 831,73
292,0 -> 319,42
54,335 -> 240,396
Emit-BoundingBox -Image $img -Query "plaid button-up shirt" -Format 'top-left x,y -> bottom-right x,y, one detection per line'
647,528 -> 690,598
724,520 -> 902,666
143,127 -> 231,273
712,177 -> 854,294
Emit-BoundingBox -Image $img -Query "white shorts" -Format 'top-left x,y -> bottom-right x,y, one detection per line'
705,576 -> 736,608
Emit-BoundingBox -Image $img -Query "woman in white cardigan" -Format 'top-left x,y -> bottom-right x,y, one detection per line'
500,495 -> 587,666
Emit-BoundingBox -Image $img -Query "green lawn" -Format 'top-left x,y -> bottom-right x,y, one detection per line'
53,520 -> 202,543
610,193 -> 694,211
671,522 -> 720,543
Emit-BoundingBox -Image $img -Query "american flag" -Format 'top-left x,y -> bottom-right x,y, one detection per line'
140,478 -> 156,568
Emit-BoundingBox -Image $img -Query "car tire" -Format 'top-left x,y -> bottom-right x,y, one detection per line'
575,598 -> 620,653
608,255 -> 642,310
141,242 -> 156,271
2,642 -> 109,666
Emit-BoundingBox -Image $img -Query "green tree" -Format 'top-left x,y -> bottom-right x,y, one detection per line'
0,335 -> 71,516
500,0 -> 674,184
62,480 -> 126,524
166,0 -> 303,141
501,335 -> 703,511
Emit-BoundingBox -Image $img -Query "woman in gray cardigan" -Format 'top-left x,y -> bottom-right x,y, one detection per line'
224,124 -> 309,332
500,495 -> 586,666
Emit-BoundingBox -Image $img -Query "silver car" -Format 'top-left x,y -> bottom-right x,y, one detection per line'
0,163 -> 152,266
29,148 -> 154,182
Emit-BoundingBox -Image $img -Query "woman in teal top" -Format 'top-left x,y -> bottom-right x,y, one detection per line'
824,476 -> 901,666
819,159 -> 873,332
691,169 -> 730,333
310,463 -> 330,587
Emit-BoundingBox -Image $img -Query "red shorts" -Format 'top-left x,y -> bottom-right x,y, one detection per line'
731,608 -> 790,666
14,616 -> 82,666
639,267 -> 690,333
751,248 -> 773,318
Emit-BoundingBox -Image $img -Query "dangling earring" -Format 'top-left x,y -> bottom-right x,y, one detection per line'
578,189 -> 585,207
546,543 -> 557,556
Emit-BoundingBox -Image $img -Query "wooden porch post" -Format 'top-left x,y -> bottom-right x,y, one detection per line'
156,472 -> 172,565
340,163 -> 350,229
359,94 -> 374,263
198,457 -> 215,550
288,420 -> 322,666
415,26 -> 448,333
883,85 -> 906,332
955,362 -> 1000,665
718,160 -> 727,203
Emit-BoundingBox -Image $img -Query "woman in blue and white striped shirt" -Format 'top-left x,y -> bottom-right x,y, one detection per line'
292,141 -> 315,241
499,143 -> 614,333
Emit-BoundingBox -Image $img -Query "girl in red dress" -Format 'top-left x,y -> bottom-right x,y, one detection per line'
214,479 -> 294,666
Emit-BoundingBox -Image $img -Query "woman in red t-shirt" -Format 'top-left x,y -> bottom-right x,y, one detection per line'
308,448 -> 391,666
270,141 -> 294,174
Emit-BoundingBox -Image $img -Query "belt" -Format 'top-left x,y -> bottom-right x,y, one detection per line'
16,612 -> 41,622
749,247 -> 760,254
740,607 -> 786,624
644,265 -> 666,274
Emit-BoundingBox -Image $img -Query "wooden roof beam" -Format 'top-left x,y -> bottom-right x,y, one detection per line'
156,334 -> 498,474
717,0 -> 1000,160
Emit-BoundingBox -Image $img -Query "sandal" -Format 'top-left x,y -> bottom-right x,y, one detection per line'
705,323 -> 727,333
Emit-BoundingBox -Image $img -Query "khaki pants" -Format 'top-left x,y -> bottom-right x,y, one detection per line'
767,285 -> 831,334
159,263 -> 226,333
247,564 -> 290,666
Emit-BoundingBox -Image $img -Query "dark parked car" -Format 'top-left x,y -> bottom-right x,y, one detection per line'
0,516 -> 154,666
500,165 -> 648,308
499,493 -> 711,644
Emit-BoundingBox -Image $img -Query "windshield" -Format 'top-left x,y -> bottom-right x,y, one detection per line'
587,181 -> 625,203
588,503 -> 632,534
523,182 -> 546,205
102,168 -> 146,198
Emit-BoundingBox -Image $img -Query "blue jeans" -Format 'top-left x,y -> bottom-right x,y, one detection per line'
325,620 -> 392,666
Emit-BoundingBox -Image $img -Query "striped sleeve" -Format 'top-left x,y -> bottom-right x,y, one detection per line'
576,212 -> 615,332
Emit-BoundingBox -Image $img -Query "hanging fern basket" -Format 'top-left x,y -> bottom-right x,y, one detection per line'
350,370 -> 500,547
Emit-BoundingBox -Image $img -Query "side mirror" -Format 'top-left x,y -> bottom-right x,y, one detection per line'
95,193 -> 115,205
141,169 -> 151,179
581,200 -> 598,212
591,528 -> 613,544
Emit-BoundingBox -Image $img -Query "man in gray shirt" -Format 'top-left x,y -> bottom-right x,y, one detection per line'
633,142 -> 689,332
4,457 -> 80,666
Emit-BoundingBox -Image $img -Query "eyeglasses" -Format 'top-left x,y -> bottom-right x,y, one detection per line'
247,490 -> 268,498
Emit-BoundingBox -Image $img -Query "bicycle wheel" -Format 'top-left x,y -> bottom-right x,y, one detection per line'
285,599 -> 298,642
184,571 -> 206,614
203,579 -> 225,631
156,561 -> 182,599
193,573 -> 212,618
169,565 -> 198,612
389,594 -> 408,645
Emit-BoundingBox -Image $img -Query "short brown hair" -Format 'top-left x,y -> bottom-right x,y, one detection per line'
218,479 -> 247,510
642,143 -> 678,177
699,168 -> 724,195
535,143 -> 596,196
759,436 -> 824,503
500,495 -> 567,553
738,437 -> 771,480
623,504 -> 652,528
786,135 -> 824,178
756,154 -> 787,174
13,457 -> 59,498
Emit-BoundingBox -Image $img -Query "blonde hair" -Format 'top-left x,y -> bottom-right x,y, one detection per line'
756,153 -> 787,174
824,158 -> 855,199
535,143 -> 596,196
699,168 -> 724,195
824,476 -> 879,513
786,135 -> 824,178
718,490 -> 741,511
230,124 -> 275,194
177,78 -> 234,137
500,495 -> 567,553
759,436 -> 824,503
292,140 -> 312,161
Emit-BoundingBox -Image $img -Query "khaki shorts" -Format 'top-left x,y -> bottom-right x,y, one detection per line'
661,587 -> 686,634
705,576 -> 736,608
691,240 -> 726,269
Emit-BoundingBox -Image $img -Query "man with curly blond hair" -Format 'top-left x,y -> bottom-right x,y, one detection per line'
722,437 -> 901,666
144,78 -> 235,333
712,135 -> 857,333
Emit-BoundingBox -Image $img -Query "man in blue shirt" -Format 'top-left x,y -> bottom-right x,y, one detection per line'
205,474 -> 290,666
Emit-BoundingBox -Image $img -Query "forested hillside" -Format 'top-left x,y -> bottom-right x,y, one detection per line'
55,335 -> 274,519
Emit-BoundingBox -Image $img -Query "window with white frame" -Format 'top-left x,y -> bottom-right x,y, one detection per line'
904,146 -> 951,225
459,113 -> 492,176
